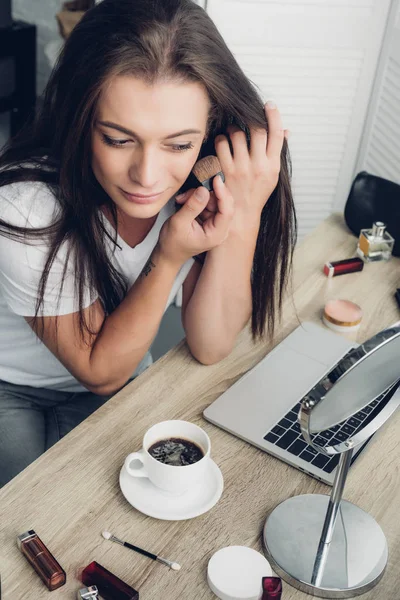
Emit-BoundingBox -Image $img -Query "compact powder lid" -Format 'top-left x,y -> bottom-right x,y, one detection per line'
207,546 -> 272,600
323,299 -> 363,332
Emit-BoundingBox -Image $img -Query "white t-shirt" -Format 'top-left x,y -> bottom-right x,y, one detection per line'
0,181 -> 194,392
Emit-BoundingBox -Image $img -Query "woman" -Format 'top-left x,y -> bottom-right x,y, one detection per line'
0,0 -> 296,486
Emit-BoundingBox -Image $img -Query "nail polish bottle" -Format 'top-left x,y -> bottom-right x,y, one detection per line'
261,576 -> 282,599
80,561 -> 139,600
17,530 -> 66,591
356,221 -> 395,262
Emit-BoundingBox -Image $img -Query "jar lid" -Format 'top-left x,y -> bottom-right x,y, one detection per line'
323,299 -> 362,332
207,546 -> 272,600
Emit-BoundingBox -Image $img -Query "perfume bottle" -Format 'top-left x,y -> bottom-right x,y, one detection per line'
357,221 -> 395,262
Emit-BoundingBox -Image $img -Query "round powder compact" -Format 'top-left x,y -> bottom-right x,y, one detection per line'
207,546 -> 272,600
323,299 -> 363,333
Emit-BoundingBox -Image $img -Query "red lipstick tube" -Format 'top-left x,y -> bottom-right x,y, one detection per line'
81,561 -> 139,600
323,257 -> 364,278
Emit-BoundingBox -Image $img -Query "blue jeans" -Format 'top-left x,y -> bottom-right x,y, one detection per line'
0,380 -> 114,487
0,352 -> 152,487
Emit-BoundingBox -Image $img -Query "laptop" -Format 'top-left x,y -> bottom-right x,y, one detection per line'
203,322 -> 386,485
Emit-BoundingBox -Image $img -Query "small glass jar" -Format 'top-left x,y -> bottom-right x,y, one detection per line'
356,221 -> 395,262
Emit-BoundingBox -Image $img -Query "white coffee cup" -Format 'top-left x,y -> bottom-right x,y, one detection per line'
124,420 -> 211,494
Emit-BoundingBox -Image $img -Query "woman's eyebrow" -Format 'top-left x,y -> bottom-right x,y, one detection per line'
97,120 -> 202,139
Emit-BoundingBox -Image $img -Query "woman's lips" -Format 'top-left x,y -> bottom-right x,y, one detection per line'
121,189 -> 163,204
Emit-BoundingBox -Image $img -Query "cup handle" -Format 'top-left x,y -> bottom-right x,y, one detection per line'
124,450 -> 148,478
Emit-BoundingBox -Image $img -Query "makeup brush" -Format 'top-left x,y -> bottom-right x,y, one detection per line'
101,531 -> 181,571
192,156 -> 225,192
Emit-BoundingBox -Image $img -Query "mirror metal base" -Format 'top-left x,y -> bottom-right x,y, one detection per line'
263,494 -> 387,598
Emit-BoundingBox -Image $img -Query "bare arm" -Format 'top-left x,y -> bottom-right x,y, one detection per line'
180,102 -> 287,363
182,225 -> 258,364
27,246 -> 183,396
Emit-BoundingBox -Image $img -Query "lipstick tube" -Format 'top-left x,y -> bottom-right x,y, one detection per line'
17,530 -> 66,591
323,257 -> 364,278
81,561 -> 139,600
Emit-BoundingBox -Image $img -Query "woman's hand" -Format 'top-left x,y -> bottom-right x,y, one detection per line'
159,184 -> 234,266
216,101 -> 287,228
176,102 -> 288,235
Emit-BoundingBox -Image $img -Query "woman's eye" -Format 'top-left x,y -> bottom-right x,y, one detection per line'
101,134 -> 130,147
170,142 -> 194,152
101,134 -> 194,152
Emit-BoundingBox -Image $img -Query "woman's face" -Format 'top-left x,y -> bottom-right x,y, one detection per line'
91,75 -> 210,219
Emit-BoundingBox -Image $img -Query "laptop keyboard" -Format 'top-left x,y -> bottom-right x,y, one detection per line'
263,394 -> 387,474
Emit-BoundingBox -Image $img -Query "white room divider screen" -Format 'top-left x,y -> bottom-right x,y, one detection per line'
355,0 -> 400,189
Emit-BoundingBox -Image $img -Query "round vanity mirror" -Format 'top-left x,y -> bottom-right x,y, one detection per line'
263,325 -> 400,598
306,326 -> 400,434
299,326 -> 400,458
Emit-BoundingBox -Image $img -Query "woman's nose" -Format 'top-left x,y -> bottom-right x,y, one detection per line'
129,147 -> 161,191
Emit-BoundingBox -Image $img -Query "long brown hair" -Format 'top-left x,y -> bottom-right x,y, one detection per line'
0,0 -> 296,341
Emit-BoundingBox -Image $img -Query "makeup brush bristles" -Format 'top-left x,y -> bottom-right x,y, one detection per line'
192,156 -> 224,191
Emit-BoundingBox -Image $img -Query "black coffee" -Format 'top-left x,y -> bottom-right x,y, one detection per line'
148,437 -> 204,466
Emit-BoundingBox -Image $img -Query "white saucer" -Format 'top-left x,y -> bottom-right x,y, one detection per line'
119,459 -> 224,520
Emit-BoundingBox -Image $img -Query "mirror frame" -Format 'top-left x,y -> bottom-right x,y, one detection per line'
298,326 -> 400,456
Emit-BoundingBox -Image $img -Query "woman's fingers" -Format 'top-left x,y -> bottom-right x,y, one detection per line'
250,124 -> 268,160
176,188 -> 218,219
226,125 -> 249,165
206,191 -> 218,213
175,189 -> 194,203
215,133 -> 234,173
215,101 -> 286,166
175,186 -> 210,225
205,173 -> 234,234
264,101 -> 285,164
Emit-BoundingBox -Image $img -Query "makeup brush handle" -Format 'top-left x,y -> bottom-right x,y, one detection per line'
124,541 -> 157,561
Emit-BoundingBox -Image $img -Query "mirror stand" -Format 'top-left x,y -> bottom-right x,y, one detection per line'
262,445 -> 388,598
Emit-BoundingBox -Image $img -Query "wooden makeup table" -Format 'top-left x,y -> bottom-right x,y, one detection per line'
1,214 -> 400,599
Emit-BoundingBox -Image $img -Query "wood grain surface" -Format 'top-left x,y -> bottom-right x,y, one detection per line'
1,214 -> 399,599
